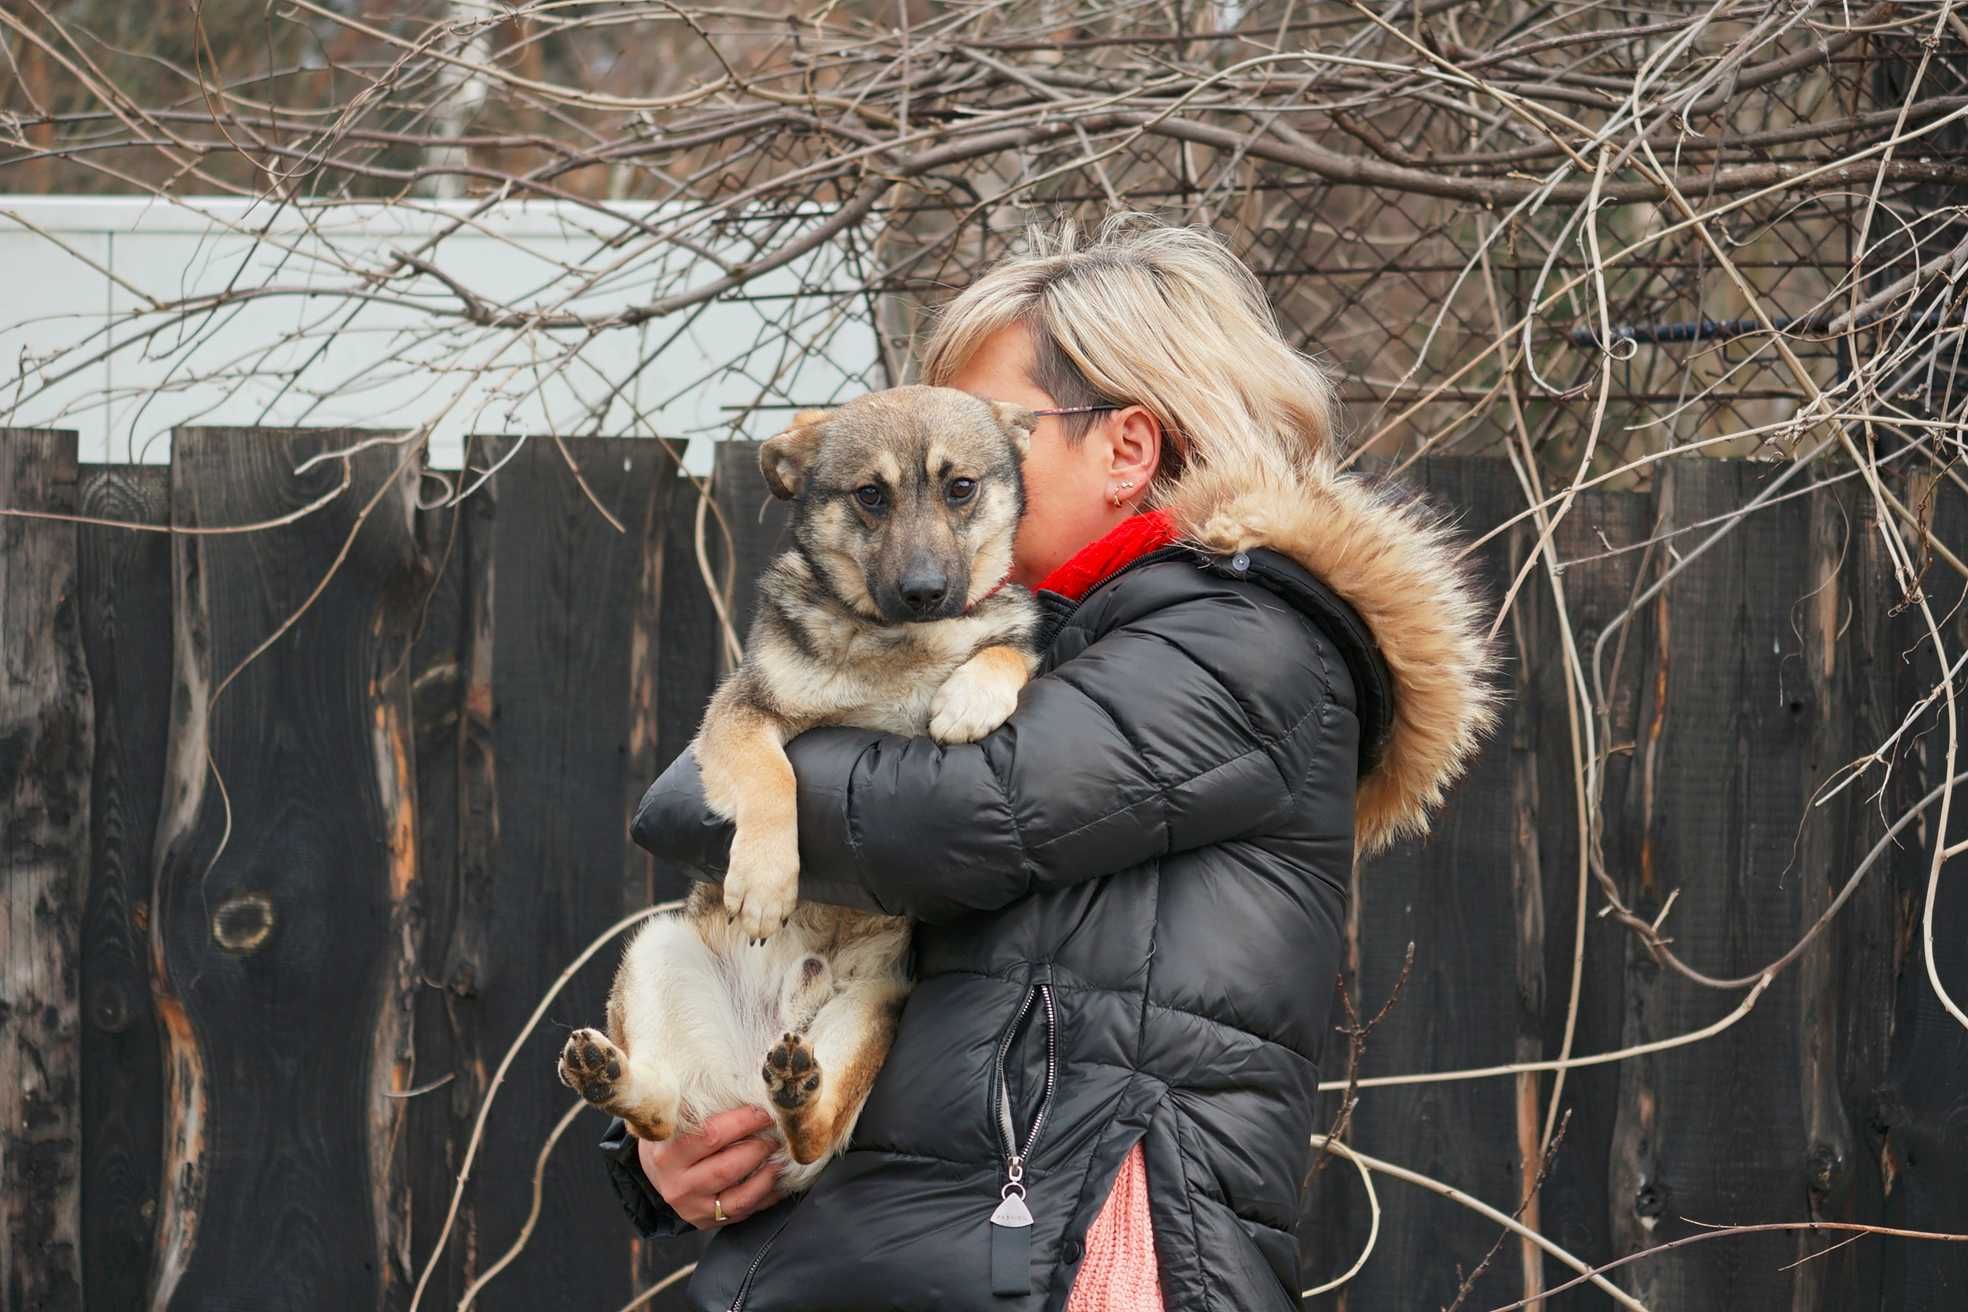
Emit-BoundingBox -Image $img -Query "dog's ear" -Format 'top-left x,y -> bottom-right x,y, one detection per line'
760,409 -> 830,500
988,401 -> 1037,457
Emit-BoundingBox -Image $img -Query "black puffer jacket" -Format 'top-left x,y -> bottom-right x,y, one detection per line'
605,464 -> 1497,1312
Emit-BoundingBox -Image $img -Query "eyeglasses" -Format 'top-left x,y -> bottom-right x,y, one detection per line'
1029,404 -> 1121,418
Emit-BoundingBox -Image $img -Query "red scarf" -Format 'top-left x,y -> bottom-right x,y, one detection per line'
1034,509 -> 1179,602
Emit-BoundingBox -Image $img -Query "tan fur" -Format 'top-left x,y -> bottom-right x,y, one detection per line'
696,698 -> 799,935
967,642 -> 1038,683
1166,459 -> 1502,855
561,386 -> 1042,1195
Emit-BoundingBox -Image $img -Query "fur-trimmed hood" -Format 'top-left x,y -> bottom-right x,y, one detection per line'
1166,460 -> 1502,855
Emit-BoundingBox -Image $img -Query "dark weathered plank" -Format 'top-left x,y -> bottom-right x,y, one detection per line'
148,427 -> 425,1309
1880,471 -> 1968,1310
1602,460 -> 1822,1306
0,428 -> 91,1312
1522,480 -> 1652,1304
1793,475 -> 1897,1308
400,440 -> 485,1311
462,435 -> 679,1311
1302,457 -> 1531,1310
76,464 -> 172,1312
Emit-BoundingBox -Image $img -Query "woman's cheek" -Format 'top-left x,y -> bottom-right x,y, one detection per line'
1010,511 -> 1056,585
1013,437 -> 1107,582
1013,453 -> 1062,579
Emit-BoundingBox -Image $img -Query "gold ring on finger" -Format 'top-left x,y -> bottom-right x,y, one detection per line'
713,1195 -> 728,1225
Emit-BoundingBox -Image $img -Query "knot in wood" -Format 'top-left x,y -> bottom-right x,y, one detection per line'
1807,1141 -> 1845,1194
211,892 -> 276,954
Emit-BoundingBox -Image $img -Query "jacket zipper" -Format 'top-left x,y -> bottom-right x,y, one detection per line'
994,982 -> 1058,1171
725,1197 -> 801,1312
987,982 -> 1057,1295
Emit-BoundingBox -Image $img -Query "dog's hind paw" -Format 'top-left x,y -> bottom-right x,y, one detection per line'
559,1027 -> 677,1140
559,1027 -> 625,1104
762,1031 -> 822,1112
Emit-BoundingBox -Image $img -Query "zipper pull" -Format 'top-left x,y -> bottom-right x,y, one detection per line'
989,1157 -> 1033,1296
990,1188 -> 1032,1228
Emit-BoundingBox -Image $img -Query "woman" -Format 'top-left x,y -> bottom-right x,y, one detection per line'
601,216 -> 1498,1310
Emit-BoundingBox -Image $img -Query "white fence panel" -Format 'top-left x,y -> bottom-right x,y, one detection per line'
1,197 -> 877,471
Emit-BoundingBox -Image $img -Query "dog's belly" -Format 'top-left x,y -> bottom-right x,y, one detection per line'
612,893 -> 909,1189
614,911 -> 812,1113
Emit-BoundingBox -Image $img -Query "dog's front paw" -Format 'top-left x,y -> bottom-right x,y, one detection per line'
725,826 -> 800,941
762,1031 -> 823,1113
929,655 -> 1022,744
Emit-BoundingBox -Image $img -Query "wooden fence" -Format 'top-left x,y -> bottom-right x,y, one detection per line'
2,426 -> 1964,1310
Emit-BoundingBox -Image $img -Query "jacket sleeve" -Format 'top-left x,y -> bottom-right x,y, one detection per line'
632,574 -> 1348,924
599,1116 -> 694,1239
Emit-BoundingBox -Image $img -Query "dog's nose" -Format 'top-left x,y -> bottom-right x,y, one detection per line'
898,569 -> 949,616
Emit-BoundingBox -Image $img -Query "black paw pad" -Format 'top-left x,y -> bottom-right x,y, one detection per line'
560,1029 -> 620,1105
761,1034 -> 822,1111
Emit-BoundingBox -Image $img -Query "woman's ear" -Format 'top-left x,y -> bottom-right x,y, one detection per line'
760,409 -> 830,500
1108,404 -> 1164,493
987,401 -> 1037,457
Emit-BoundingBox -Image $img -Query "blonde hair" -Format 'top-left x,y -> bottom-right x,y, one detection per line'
920,214 -> 1341,503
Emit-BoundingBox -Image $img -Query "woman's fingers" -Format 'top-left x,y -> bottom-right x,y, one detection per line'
637,1105 -> 784,1230
714,1152 -> 786,1223
672,1105 -> 775,1169
684,1133 -> 776,1198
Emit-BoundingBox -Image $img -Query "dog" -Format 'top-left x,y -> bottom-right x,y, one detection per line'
559,386 -> 1042,1192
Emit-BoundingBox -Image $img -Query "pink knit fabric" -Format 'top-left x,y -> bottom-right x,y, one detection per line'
1065,1143 -> 1164,1311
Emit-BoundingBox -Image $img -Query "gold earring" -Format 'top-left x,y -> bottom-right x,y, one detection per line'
1111,479 -> 1135,507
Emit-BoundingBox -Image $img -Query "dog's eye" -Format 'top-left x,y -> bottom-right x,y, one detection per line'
854,484 -> 886,510
947,477 -> 977,503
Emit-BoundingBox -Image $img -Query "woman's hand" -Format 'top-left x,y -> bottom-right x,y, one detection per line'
638,1106 -> 785,1229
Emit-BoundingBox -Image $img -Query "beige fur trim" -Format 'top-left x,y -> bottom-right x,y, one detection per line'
1167,462 -> 1503,855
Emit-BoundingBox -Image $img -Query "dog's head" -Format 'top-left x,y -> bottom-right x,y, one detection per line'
760,385 -> 1034,624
